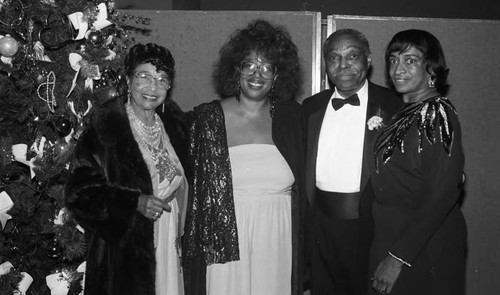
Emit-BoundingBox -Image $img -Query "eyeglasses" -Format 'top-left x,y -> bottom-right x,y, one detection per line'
134,72 -> 171,90
240,61 -> 277,80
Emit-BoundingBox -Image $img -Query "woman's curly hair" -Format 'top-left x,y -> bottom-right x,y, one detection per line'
212,19 -> 302,102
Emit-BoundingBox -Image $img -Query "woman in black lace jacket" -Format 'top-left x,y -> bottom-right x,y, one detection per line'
182,19 -> 306,295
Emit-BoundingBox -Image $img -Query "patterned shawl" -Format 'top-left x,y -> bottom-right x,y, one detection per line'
183,100 -> 239,265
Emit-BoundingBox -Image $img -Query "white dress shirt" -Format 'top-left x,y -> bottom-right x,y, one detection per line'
315,81 -> 368,193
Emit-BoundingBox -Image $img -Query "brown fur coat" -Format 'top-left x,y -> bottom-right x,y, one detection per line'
65,98 -> 156,295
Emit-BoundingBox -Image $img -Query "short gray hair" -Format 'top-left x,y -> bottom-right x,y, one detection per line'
323,29 -> 371,57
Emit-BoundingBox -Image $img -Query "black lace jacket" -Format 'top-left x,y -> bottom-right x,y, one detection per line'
183,99 -> 306,294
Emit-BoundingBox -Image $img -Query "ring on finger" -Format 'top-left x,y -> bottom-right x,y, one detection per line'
154,212 -> 160,219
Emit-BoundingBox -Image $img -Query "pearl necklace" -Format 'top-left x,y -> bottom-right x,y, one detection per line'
126,103 -> 162,148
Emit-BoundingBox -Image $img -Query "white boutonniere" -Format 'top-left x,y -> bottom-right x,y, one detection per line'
367,115 -> 384,131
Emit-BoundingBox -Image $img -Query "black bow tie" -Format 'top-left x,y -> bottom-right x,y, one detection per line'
331,94 -> 360,110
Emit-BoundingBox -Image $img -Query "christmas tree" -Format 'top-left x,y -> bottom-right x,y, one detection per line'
0,1 -> 149,294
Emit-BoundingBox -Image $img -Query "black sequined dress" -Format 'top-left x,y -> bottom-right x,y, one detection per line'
371,96 -> 467,295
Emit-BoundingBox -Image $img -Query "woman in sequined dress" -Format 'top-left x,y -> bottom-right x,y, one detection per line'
65,43 -> 187,295
370,30 -> 466,295
182,19 -> 306,295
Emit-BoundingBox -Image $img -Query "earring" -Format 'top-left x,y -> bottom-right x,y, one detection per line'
269,97 -> 276,118
269,84 -> 277,118
428,77 -> 436,88
235,81 -> 241,101
162,102 -> 165,113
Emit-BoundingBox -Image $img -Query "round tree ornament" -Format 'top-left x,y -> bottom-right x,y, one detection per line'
0,34 -> 19,57
54,116 -> 73,137
87,29 -> 104,47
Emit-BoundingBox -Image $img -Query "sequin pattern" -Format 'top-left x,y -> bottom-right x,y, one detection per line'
148,145 -> 180,183
125,102 -> 181,183
374,96 -> 457,171
183,101 -> 240,265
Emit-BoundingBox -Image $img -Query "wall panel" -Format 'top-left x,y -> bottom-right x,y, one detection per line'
123,10 -> 321,111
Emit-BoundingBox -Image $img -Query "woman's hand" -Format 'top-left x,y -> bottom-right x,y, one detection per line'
137,194 -> 172,221
157,174 -> 182,203
371,254 -> 403,294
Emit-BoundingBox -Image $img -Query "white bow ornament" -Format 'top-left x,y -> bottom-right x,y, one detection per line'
46,272 -> 69,295
77,261 -> 86,294
68,100 -> 92,127
14,272 -> 33,295
67,3 -> 112,40
0,261 -> 13,275
33,41 -> 52,62
0,191 -> 13,229
54,208 -> 84,233
11,137 -> 48,179
67,53 -> 101,97
53,208 -> 66,225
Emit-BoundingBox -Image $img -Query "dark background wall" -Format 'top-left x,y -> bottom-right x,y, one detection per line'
122,10 -> 320,111
117,0 -> 500,20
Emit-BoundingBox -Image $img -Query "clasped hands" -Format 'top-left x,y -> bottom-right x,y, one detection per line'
136,176 -> 181,221
371,254 -> 403,294
137,194 -> 172,221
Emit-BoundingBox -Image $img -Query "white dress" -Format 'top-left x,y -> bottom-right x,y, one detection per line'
128,107 -> 187,295
206,144 -> 294,295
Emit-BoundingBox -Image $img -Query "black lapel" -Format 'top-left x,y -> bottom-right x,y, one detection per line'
361,83 -> 383,190
305,90 -> 333,204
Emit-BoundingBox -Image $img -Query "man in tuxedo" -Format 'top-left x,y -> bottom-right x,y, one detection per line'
302,29 -> 402,295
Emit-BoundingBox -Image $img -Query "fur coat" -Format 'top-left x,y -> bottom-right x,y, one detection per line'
65,98 -> 162,295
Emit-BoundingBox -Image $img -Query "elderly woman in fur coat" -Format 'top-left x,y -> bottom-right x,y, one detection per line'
65,43 -> 188,295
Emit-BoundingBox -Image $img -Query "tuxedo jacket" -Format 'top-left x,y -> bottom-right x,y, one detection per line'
302,82 -> 402,207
